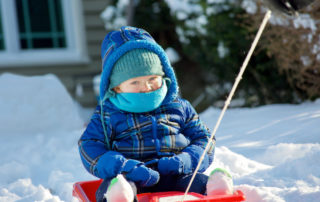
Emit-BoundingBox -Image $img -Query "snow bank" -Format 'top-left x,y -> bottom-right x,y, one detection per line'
0,73 -> 93,202
0,73 -> 319,202
0,73 -> 83,135
0,179 -> 62,202
201,100 -> 320,201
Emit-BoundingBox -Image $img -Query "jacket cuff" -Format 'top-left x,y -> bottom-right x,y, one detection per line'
121,159 -> 143,173
176,152 -> 192,174
182,144 -> 210,172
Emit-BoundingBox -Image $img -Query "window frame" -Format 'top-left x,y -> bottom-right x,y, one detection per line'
0,0 -> 89,67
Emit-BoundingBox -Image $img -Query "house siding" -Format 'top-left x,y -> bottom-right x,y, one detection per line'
0,0 -> 110,107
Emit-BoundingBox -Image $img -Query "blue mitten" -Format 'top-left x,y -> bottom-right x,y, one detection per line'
158,152 -> 192,175
121,159 -> 160,187
95,151 -> 128,179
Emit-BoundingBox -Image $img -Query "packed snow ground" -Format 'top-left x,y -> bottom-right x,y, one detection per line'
0,73 -> 319,202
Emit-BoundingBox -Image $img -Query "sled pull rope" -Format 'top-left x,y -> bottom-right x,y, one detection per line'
182,10 -> 272,201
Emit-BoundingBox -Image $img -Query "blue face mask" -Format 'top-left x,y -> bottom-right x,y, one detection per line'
109,79 -> 168,113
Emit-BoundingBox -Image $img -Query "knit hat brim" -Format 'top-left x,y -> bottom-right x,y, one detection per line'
109,49 -> 165,90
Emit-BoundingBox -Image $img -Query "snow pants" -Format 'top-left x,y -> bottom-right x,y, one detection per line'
96,172 -> 208,202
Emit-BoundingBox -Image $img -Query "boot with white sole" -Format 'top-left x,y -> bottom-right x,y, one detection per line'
104,174 -> 136,202
206,168 -> 234,196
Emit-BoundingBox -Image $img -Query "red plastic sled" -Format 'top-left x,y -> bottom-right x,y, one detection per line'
73,180 -> 245,202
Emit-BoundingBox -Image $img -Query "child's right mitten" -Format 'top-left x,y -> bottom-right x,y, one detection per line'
121,160 -> 160,187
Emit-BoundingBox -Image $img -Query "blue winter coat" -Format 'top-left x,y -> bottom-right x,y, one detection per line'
79,98 -> 215,179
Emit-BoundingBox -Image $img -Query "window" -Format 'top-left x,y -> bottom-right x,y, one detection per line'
0,0 -> 89,67
0,2 -> 4,50
16,0 -> 66,49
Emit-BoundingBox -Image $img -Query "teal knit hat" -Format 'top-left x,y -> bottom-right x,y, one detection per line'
109,49 -> 165,90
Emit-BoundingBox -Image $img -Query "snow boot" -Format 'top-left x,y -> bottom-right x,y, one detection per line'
206,168 -> 234,196
104,174 -> 136,202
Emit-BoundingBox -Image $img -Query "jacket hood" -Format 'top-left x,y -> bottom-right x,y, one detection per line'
99,26 -> 179,104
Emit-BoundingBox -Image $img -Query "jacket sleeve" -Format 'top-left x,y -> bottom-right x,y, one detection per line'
180,99 -> 216,172
78,105 -> 129,179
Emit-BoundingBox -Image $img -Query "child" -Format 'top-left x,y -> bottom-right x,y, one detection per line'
78,26 -> 216,202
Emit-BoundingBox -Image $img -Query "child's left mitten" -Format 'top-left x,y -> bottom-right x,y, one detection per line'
158,152 -> 192,175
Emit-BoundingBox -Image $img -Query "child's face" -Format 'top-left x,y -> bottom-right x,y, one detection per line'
114,75 -> 162,93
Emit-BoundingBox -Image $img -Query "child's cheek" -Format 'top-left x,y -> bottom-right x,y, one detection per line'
129,88 -> 140,93
120,85 -> 138,93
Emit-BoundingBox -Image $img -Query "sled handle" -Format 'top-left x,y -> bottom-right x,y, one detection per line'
182,9 -> 272,201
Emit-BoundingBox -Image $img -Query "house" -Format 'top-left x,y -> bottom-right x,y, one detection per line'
0,0 -> 110,107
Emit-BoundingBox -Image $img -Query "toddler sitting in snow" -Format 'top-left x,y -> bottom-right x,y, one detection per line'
78,26 -> 225,202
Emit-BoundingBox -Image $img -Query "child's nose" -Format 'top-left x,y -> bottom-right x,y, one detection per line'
140,83 -> 152,92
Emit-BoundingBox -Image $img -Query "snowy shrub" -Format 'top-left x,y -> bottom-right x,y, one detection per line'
244,1 -> 320,101
100,0 -> 318,110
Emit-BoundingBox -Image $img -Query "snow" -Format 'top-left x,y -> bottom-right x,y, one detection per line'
241,0 -> 257,14
301,55 -> 312,66
293,14 -> 317,33
217,41 -> 229,59
164,0 -> 203,20
100,0 -> 128,30
165,47 -> 180,64
0,73 -> 320,202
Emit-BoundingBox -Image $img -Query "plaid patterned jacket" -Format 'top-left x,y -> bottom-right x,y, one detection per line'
79,26 -> 215,180
78,98 -> 215,179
